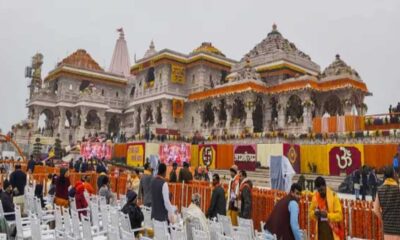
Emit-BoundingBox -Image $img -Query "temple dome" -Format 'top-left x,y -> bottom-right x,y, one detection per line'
192,42 -> 225,57
322,54 -> 361,79
243,24 -> 311,61
143,40 -> 157,59
58,49 -> 103,72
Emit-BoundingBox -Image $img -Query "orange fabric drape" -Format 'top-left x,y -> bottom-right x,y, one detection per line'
328,116 -> 337,133
364,144 -> 398,169
313,118 -> 322,133
113,143 -> 127,158
216,144 -> 234,169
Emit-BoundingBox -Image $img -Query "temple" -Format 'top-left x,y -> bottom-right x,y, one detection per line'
15,25 -> 370,145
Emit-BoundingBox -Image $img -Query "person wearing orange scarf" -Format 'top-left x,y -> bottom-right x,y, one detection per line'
309,176 -> 344,240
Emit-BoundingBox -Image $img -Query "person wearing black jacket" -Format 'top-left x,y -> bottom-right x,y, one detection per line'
361,166 -> 369,201
121,191 -> 144,236
207,173 -> 226,219
74,158 -> 82,172
369,168 -> 379,201
0,180 -> 15,221
9,164 -> 27,196
27,155 -> 36,173
169,162 -> 178,182
239,170 -> 253,219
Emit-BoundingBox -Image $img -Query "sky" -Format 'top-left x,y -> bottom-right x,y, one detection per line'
0,0 -> 399,132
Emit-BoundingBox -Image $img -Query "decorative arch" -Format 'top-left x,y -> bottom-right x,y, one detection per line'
232,97 -> 246,123
270,97 -> 278,122
38,109 -> 54,130
323,94 -> 343,116
252,96 -> 264,132
108,115 -> 121,135
286,95 -> 303,123
156,103 -> 162,124
202,102 -> 215,127
145,105 -> 153,123
85,110 -> 101,130
65,110 -> 73,128
218,99 -> 227,127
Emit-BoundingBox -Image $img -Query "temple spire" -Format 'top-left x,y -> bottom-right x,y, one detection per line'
143,40 -> 157,58
109,28 -> 131,77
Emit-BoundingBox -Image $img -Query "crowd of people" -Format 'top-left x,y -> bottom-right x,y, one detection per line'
1,153 -> 400,239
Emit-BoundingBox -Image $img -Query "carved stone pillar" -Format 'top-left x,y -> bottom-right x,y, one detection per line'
78,107 -> 88,139
302,105 -> 313,132
57,108 -> 66,137
225,98 -> 233,128
140,106 -> 147,135
245,107 -> 253,131
100,111 -> 107,133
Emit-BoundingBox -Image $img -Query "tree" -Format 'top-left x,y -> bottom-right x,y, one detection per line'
54,137 -> 63,159
33,137 -> 42,159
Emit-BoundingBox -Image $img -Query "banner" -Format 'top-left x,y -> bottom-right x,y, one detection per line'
126,143 -> 145,167
172,99 -> 184,118
159,143 -> 191,166
199,144 -> 217,169
80,142 -> 112,160
328,144 -> 363,175
283,144 -> 300,173
171,64 -> 185,84
234,144 -> 257,171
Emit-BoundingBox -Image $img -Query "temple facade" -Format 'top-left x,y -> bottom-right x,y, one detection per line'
14,25 -> 370,145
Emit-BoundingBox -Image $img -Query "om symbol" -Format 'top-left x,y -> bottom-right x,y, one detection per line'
336,147 -> 352,169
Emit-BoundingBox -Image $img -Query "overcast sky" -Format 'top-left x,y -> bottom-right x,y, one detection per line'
0,0 -> 399,132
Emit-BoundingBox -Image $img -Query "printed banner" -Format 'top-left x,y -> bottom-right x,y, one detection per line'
159,143 -> 191,166
328,144 -> 363,175
283,144 -> 300,173
126,143 -> 145,167
171,64 -> 185,84
199,144 -> 217,168
80,142 -> 112,160
234,144 -> 257,171
172,99 -> 184,118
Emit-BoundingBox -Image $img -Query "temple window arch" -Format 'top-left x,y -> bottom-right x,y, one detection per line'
286,95 -> 303,123
130,86 -> 136,98
108,115 -> 121,135
232,97 -> 246,123
323,94 -> 343,116
101,89 -> 105,96
218,99 -> 227,127
85,110 -> 101,130
38,109 -> 55,136
202,102 -> 215,127
252,96 -> 264,132
79,80 -> 90,92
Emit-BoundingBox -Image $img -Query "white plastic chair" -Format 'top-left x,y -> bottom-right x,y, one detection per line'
152,219 -> 171,240
30,216 -> 55,240
238,217 -> 255,240
217,233 -> 233,240
217,214 -> 237,237
208,219 -> 223,240
15,205 -> 31,240
81,215 -> 107,240
107,225 -> 120,240
192,228 -> 209,240
170,224 -> 186,240
34,197 -> 55,224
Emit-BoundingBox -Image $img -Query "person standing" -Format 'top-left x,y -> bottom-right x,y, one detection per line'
54,168 -> 71,208
97,170 -> 108,190
361,166 -> 369,201
238,170 -> 252,219
127,169 -> 141,194
169,162 -> 178,183
178,162 -> 193,183
98,176 -> 116,205
74,181 -> 88,218
309,176 -> 343,240
352,168 -> 361,200
265,183 -> 303,240
393,154 -> 399,174
150,163 -> 177,221
138,163 -> 153,207
369,168 -> 379,201
27,155 -> 36,173
373,166 -> 400,239
74,158 -> 82,172
9,164 -> 27,196
207,173 -> 226,219
226,165 -> 240,226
